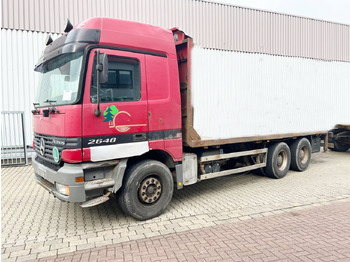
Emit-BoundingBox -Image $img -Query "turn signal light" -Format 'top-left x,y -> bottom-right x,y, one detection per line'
75,177 -> 84,183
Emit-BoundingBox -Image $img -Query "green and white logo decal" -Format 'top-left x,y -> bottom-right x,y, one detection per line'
103,105 -> 118,122
52,147 -> 60,163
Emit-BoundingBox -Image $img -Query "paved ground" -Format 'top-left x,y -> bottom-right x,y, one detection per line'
1,150 -> 350,261
37,200 -> 350,262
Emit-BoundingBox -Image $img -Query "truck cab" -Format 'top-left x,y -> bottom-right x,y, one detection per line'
33,18 -> 182,220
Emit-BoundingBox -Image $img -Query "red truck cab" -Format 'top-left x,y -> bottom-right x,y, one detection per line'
33,18 -> 183,219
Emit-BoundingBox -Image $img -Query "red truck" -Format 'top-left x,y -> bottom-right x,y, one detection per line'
33,18 -> 328,220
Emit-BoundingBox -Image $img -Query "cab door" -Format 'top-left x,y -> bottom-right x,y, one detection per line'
82,49 -> 149,162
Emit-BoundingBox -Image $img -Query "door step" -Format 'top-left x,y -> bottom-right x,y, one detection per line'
81,191 -> 111,208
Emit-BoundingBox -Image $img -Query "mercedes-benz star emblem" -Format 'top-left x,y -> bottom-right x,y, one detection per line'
40,138 -> 45,156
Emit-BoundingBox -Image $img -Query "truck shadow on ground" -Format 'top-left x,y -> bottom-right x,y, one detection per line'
81,171 -> 268,224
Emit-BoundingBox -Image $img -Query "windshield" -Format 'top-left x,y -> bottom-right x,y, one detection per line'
35,52 -> 83,107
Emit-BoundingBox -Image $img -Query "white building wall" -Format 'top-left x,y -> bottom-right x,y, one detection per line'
1,29 -> 61,146
1,0 -> 349,62
191,47 -> 350,140
1,0 -> 349,147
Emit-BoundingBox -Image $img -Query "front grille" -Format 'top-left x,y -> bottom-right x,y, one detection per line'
35,156 -> 61,171
34,133 -> 81,168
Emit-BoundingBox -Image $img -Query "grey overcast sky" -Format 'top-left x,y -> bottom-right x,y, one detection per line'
215,0 -> 350,25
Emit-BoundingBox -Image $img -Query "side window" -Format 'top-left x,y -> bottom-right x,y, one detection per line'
91,56 -> 141,103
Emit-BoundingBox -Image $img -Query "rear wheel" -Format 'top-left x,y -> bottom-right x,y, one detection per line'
290,138 -> 311,171
329,130 -> 350,152
118,160 -> 174,220
265,142 -> 291,179
333,140 -> 350,152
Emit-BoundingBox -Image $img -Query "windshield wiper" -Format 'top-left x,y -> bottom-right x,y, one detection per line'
44,99 -> 56,104
31,102 -> 40,114
44,99 -> 60,114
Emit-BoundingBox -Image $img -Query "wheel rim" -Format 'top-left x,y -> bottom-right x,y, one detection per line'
138,176 -> 162,204
276,150 -> 288,171
299,145 -> 309,164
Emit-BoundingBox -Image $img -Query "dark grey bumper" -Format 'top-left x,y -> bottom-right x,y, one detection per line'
32,156 -> 86,202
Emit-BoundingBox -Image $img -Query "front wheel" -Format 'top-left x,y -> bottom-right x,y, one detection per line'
118,160 -> 174,220
265,142 -> 291,179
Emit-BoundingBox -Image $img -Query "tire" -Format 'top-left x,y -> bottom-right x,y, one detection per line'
265,142 -> 291,179
329,130 -> 350,152
118,160 -> 174,220
333,141 -> 350,152
290,138 -> 312,171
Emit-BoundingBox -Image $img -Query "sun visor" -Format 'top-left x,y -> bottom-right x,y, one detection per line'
35,28 -> 101,71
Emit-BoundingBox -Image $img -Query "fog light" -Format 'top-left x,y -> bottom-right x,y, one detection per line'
56,183 -> 70,196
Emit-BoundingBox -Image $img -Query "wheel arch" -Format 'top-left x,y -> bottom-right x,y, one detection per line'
113,150 -> 176,195
127,149 -> 176,170
284,136 -> 311,145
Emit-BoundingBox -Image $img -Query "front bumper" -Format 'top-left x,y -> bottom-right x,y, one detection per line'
33,156 -> 86,202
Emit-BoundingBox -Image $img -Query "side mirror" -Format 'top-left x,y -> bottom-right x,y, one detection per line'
94,50 -> 109,117
99,53 -> 108,84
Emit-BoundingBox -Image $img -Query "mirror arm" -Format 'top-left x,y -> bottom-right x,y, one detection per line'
94,49 -> 101,117
32,103 -> 40,115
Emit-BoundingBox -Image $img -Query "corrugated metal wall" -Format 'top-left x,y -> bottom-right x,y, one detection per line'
191,47 -> 350,140
1,0 -> 349,61
1,0 -> 350,146
1,30 -> 61,146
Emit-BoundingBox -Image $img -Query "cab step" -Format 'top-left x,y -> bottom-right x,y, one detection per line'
81,191 -> 111,208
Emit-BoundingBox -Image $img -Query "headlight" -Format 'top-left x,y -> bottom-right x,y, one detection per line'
56,183 -> 70,196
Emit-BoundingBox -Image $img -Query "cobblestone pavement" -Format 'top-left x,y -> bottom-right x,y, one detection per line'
38,200 -> 350,262
1,150 -> 350,261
